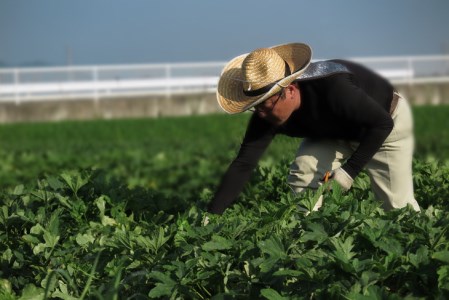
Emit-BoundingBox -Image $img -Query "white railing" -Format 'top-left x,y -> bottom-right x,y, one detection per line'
1,55 -> 449,103
353,55 -> 449,84
0,62 -> 223,103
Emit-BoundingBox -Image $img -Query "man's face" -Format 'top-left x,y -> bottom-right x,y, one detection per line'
251,85 -> 299,126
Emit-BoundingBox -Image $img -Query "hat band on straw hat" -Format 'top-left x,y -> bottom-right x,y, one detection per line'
242,61 -> 292,97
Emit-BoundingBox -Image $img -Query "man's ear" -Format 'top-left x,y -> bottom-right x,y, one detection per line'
286,83 -> 296,99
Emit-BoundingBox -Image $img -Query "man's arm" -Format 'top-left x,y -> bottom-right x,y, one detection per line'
207,114 -> 275,214
326,74 -> 394,179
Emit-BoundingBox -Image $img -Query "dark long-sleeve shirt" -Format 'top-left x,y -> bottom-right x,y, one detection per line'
208,59 -> 395,214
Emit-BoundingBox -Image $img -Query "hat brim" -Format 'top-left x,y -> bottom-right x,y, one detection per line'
217,43 -> 312,114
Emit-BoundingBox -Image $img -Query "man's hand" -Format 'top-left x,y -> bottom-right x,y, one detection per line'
321,167 -> 353,192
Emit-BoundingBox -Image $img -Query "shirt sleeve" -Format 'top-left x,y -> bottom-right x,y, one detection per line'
325,74 -> 394,178
207,114 -> 276,214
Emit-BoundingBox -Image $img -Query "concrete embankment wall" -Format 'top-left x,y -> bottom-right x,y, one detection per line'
0,93 -> 218,123
0,82 -> 448,123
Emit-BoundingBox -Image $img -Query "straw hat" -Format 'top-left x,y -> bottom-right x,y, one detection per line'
217,42 -> 312,114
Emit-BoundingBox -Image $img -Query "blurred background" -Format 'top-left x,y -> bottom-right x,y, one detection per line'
1,0 -> 449,122
2,0 -> 449,65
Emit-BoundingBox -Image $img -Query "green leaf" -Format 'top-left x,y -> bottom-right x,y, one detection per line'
33,243 -> 47,255
330,236 -> 356,264
259,257 -> 281,274
300,223 -> 328,243
51,291 -> 79,300
154,227 -> 170,251
298,186 -> 326,212
202,235 -> 233,251
260,288 -> 287,300
1,249 -> 13,264
30,224 -> 45,235
258,236 -> 286,259
437,266 -> 449,290
76,233 -> 95,246
55,195 -> 72,209
18,284 -> 45,300
362,285 -> 385,299
360,270 -> 379,287
432,251 -> 449,264
196,270 -> 216,280
375,238 -> 403,256
13,184 -> 25,195
409,246 -> 429,268
148,271 -> 176,298
101,215 -> 117,226
0,279 -> 12,294
46,176 -> 65,190
0,206 -> 8,224
141,227 -> 171,254
95,196 -> 107,215
258,236 -> 287,273
148,283 -> 175,298
43,230 -> 60,248
95,196 -> 117,226
48,211 -> 61,236
60,171 -> 89,195
149,271 -> 176,285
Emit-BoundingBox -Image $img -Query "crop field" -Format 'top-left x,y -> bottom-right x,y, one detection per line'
1,105 -> 449,299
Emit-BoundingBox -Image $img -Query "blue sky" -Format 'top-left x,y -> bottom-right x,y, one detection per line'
1,0 -> 449,67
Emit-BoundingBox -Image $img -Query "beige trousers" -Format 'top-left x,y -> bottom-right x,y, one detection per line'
287,95 -> 420,211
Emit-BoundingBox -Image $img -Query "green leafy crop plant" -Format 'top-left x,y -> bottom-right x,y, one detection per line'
0,105 -> 449,299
